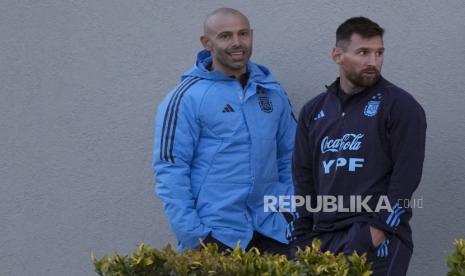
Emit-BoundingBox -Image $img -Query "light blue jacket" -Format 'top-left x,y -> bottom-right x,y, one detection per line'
153,50 -> 296,251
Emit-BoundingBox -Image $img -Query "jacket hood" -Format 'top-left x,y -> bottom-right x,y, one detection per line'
182,50 -> 278,84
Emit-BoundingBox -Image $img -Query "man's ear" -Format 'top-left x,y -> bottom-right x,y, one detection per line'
200,35 -> 211,50
332,47 -> 343,65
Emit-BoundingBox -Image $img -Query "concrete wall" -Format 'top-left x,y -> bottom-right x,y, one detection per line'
1,1 -> 464,275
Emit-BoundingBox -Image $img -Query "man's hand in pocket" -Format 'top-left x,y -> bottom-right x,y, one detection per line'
369,226 -> 386,247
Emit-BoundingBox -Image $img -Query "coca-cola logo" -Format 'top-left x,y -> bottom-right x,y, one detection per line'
321,133 -> 364,153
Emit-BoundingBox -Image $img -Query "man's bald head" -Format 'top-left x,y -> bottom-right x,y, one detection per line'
200,7 -> 253,79
203,8 -> 250,36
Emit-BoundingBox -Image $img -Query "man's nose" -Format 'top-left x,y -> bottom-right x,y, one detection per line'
367,53 -> 381,67
367,53 -> 377,66
231,34 -> 240,46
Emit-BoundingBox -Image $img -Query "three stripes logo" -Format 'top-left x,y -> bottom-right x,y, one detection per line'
377,239 -> 390,257
386,202 -> 405,228
222,104 -> 235,113
159,77 -> 201,163
313,110 -> 325,121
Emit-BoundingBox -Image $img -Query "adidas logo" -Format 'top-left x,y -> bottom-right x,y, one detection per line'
222,104 -> 235,113
313,110 -> 325,121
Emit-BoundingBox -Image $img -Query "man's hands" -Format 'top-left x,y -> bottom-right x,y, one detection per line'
369,226 -> 386,247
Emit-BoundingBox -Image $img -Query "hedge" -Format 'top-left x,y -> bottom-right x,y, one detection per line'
448,239 -> 465,276
92,240 -> 372,276
93,238 -> 465,276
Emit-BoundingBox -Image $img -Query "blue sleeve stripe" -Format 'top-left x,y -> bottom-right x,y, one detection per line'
387,205 -> 406,228
159,77 -> 200,163
386,203 -> 399,224
385,203 -> 400,225
391,209 -> 406,227
377,239 -> 390,257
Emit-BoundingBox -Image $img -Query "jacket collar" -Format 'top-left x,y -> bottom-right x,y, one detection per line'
326,76 -> 387,96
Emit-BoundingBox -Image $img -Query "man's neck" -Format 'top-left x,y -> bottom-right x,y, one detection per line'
339,76 -> 364,95
210,62 -> 246,79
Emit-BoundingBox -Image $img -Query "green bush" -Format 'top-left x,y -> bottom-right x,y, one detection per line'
92,240 -> 372,276
448,239 -> 465,276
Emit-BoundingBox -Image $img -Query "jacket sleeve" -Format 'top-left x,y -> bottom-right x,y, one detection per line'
153,84 -> 210,250
276,90 -> 297,197
370,94 -> 427,234
290,105 -> 317,250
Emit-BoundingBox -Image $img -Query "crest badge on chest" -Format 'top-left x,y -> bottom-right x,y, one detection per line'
364,93 -> 382,117
257,87 -> 273,113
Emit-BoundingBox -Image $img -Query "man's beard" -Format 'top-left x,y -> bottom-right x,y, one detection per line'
347,68 -> 380,88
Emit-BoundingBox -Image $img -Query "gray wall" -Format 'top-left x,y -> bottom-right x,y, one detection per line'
1,1 -> 464,275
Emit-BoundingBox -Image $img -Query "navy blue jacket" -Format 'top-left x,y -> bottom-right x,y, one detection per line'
291,77 -> 426,249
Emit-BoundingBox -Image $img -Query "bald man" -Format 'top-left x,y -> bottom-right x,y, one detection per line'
153,8 -> 296,256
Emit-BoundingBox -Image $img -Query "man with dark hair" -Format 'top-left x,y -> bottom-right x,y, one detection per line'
290,17 -> 426,275
153,8 -> 296,256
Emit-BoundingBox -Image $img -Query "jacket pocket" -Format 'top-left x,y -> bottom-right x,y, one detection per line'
361,222 -> 377,250
349,222 -> 378,253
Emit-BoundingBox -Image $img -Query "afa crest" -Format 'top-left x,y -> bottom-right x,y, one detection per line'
364,100 -> 380,117
256,86 -> 273,113
259,95 -> 273,113
364,93 -> 382,117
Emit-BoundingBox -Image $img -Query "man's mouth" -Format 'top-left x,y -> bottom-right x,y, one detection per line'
362,70 -> 378,76
229,50 -> 245,60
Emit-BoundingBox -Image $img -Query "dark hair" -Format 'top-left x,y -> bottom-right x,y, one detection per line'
336,17 -> 384,48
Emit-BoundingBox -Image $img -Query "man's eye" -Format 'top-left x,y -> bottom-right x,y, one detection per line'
376,51 -> 384,56
219,34 -> 229,39
359,51 -> 367,55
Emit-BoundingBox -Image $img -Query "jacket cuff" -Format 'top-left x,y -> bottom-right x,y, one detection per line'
370,202 -> 406,234
177,226 -> 211,251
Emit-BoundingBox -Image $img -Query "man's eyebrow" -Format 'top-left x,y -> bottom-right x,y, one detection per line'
355,47 -> 385,51
220,28 -> 250,33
